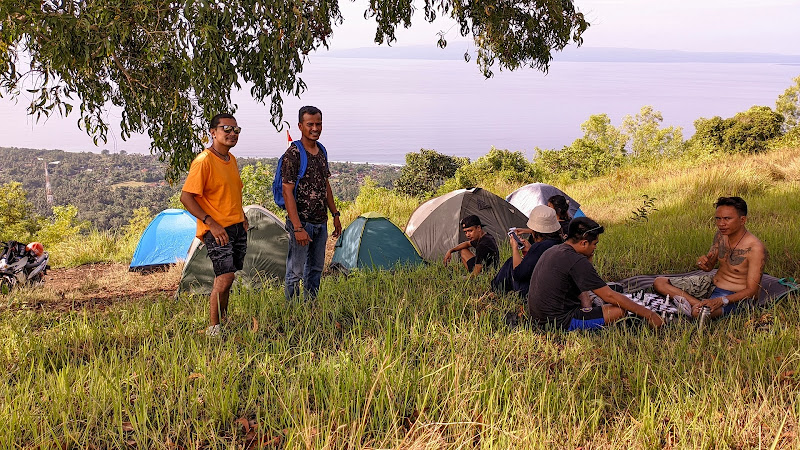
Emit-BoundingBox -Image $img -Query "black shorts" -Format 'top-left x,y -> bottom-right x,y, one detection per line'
567,306 -> 605,331
203,222 -> 247,277
466,256 -> 476,272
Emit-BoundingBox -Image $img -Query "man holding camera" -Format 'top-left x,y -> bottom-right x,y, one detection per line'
444,215 -> 499,278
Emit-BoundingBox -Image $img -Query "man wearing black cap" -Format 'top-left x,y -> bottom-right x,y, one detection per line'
444,215 -> 499,278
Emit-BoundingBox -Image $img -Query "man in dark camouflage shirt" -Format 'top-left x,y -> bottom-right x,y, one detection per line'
281,106 -> 342,301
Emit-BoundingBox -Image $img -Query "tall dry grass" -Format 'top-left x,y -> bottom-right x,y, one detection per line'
1,146 -> 799,448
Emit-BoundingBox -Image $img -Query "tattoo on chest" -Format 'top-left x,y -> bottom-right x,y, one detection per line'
728,247 -> 749,266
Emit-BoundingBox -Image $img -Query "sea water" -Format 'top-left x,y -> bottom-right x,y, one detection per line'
1,57 -> 797,164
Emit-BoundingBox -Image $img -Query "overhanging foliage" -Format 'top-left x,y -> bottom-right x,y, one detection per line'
0,0 -> 588,181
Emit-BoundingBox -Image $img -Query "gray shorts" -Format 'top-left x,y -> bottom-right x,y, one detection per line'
667,274 -> 716,299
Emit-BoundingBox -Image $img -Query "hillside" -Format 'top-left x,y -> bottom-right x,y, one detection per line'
0,147 -> 399,229
2,144 -> 800,448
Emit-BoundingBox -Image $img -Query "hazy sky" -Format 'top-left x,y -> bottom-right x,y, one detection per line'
330,0 -> 800,54
2,0 -> 798,156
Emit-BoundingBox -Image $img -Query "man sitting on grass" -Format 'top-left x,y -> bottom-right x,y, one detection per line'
654,196 -> 767,319
527,217 -> 664,331
491,205 -> 563,299
444,215 -> 499,278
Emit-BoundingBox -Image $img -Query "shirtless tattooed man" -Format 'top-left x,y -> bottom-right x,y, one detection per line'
654,196 -> 767,319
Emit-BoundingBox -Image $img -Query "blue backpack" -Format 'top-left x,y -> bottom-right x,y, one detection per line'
272,140 -> 328,209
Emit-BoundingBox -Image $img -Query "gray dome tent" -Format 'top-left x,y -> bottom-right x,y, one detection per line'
178,205 -> 289,294
505,183 -> 583,219
405,188 -> 528,261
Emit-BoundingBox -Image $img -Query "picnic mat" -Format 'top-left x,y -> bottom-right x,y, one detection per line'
587,289 -> 683,323
616,269 -> 799,307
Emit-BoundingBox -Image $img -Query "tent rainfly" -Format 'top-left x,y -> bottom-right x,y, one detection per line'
505,183 -> 584,219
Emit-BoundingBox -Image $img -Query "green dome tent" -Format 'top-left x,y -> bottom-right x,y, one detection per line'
332,212 -> 423,270
178,205 -> 289,294
405,187 -> 529,261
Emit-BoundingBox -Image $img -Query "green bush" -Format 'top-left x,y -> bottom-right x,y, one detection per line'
34,205 -> 89,248
776,74 -> 800,132
0,182 -> 39,243
453,147 -> 540,188
394,149 -> 469,197
240,161 -> 282,215
534,138 -> 625,180
690,106 -> 784,154
622,106 -> 685,161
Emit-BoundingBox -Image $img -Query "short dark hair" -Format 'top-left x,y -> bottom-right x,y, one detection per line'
547,195 -> 571,221
715,196 -> 747,216
567,217 -> 604,242
298,106 -> 322,123
210,113 -> 235,130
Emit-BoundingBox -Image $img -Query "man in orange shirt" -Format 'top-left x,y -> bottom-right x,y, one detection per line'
181,113 -> 248,336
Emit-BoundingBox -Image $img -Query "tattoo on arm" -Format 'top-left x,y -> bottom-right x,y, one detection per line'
717,234 -> 729,260
710,232 -> 721,255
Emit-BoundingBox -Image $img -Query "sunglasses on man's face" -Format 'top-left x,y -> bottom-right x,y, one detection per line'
216,125 -> 242,134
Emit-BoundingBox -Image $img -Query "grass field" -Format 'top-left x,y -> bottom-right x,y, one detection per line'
1,147 -> 799,448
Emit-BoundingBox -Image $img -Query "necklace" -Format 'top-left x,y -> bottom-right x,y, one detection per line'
210,145 -> 230,162
729,230 -> 748,256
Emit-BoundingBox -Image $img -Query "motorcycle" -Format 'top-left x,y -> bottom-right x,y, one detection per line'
0,241 -> 49,293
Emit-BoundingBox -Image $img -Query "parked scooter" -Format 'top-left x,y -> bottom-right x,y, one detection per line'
0,241 -> 49,293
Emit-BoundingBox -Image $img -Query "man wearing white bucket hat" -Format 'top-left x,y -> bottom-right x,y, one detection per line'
491,205 -> 564,298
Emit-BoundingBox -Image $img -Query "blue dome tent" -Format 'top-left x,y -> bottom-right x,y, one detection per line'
129,209 -> 197,272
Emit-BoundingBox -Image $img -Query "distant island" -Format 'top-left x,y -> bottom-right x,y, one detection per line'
319,45 -> 800,64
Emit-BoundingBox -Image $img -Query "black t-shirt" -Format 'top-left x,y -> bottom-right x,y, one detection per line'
280,143 -> 331,224
470,233 -> 499,268
511,237 -> 561,294
526,243 -> 607,329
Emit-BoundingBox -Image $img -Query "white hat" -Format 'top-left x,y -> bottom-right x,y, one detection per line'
527,205 -> 561,233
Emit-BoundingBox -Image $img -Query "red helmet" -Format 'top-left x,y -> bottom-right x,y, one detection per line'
26,242 -> 44,257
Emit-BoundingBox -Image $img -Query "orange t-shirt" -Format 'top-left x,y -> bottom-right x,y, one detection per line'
182,149 -> 244,237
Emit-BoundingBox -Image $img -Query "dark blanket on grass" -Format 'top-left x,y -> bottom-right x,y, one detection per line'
616,269 -> 798,307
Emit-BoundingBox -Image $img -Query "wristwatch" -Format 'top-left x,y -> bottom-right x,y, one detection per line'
721,297 -> 730,306
202,214 -> 210,224
332,211 -> 340,218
